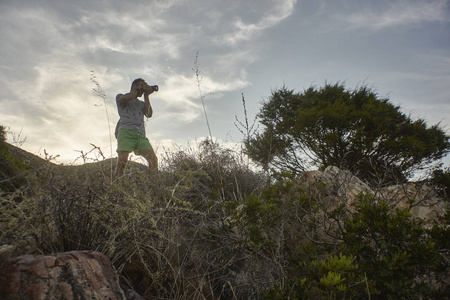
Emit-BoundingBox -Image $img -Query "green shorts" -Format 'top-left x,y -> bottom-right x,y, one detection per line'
116,129 -> 153,154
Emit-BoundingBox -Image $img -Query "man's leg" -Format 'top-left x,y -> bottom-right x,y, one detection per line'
116,151 -> 130,177
139,148 -> 158,173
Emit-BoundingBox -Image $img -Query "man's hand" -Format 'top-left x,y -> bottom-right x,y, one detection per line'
144,84 -> 154,95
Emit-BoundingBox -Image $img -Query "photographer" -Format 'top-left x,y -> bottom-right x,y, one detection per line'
115,78 -> 158,177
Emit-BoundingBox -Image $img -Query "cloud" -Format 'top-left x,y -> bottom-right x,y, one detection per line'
220,0 -> 297,44
155,69 -> 249,126
1,0 -> 297,162
342,0 -> 449,31
6,0 -> 447,168
1,60 -> 112,150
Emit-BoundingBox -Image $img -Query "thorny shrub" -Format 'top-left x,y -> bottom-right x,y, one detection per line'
1,140 -> 281,299
1,138 -> 449,299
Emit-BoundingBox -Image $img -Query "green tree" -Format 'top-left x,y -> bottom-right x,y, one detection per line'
246,83 -> 450,184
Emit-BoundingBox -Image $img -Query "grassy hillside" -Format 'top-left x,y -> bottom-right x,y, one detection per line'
5,144 -> 50,167
1,140 -> 449,299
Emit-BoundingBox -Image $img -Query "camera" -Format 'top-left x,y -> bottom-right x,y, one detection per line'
137,85 -> 158,95
149,85 -> 159,92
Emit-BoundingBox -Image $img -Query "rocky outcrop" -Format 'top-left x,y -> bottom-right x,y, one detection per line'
0,251 -> 126,300
297,166 -> 446,223
378,183 -> 445,224
298,166 -> 372,211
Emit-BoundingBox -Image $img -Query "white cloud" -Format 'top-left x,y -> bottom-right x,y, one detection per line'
343,0 -> 449,31
221,0 -> 297,44
2,0 -> 448,167
0,57 -> 118,158
155,70 -> 249,126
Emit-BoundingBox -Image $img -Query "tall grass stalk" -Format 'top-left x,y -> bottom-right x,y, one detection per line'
192,52 -> 227,200
90,71 -> 113,182
193,51 -> 213,142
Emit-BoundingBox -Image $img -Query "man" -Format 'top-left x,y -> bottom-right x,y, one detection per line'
115,78 -> 158,177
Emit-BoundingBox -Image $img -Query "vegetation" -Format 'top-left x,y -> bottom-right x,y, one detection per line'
245,83 -> 450,184
1,134 -> 449,299
0,139 -> 277,298
1,79 -> 449,299
431,167 -> 450,201
0,126 -> 30,194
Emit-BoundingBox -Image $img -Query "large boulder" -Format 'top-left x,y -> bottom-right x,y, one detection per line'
379,183 -> 446,225
0,251 -> 126,300
297,166 -> 446,222
298,165 -> 372,212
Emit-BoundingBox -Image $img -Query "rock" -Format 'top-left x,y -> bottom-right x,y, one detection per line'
298,166 -> 372,212
120,284 -> 146,300
0,244 -> 15,260
297,166 -> 445,222
0,251 -> 126,300
379,183 -> 446,224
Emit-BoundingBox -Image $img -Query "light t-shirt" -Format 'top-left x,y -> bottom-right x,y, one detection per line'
115,94 -> 146,137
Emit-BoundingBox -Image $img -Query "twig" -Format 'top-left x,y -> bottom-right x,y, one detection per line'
365,272 -> 371,300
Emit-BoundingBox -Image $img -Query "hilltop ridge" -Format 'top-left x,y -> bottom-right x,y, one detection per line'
4,142 -> 150,176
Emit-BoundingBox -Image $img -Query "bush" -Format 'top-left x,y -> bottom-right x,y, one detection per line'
1,139 -> 449,299
342,194 -> 447,299
265,189 -> 449,299
1,140 -> 279,298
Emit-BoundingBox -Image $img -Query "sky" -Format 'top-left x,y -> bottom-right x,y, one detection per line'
1,0 -> 449,168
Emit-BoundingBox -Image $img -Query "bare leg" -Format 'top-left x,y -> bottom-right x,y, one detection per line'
116,151 -> 130,177
138,148 -> 158,174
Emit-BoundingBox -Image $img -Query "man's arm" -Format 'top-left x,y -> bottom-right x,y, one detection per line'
143,88 -> 153,118
117,90 -> 139,103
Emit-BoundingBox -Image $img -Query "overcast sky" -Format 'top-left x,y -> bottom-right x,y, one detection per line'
1,0 -> 449,167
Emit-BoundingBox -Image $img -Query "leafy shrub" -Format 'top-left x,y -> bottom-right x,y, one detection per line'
265,189 -> 449,299
1,138 -> 449,299
266,252 -> 368,299
342,194 -> 448,299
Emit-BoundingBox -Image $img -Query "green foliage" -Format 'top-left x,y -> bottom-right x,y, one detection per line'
0,126 -> 29,193
431,167 -> 450,201
1,137 -> 449,299
237,194 -> 281,250
313,254 -> 360,297
0,139 -> 276,299
265,187 -> 449,299
246,83 -> 450,184
342,194 -> 448,299
266,251 -> 370,299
